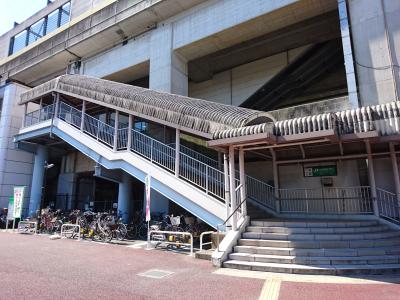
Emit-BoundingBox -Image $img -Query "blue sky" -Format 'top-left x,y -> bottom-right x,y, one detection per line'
0,0 -> 48,36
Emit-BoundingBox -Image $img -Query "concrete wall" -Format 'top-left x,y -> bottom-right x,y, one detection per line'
189,46 -> 309,106
0,83 -> 33,211
349,0 -> 400,106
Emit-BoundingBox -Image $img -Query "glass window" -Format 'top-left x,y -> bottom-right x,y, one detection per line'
46,10 -> 59,34
28,19 -> 46,44
11,30 -> 27,54
60,2 -> 71,26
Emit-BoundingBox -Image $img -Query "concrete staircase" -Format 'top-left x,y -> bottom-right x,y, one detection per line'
223,219 -> 400,275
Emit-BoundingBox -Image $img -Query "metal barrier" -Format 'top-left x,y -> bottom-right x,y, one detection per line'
147,230 -> 193,256
17,221 -> 37,234
60,224 -> 81,240
199,231 -> 215,251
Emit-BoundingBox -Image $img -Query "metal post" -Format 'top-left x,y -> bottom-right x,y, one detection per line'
270,148 -> 281,213
223,153 -> 231,227
54,94 -> 60,118
228,145 -> 237,231
80,100 -> 86,131
127,115 -> 133,151
175,129 -> 180,177
389,142 -> 400,206
39,98 -> 43,121
22,103 -> 27,127
113,110 -> 119,151
365,140 -> 379,217
238,147 -> 247,218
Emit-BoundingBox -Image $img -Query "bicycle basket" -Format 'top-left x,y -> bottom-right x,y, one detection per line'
169,216 -> 180,226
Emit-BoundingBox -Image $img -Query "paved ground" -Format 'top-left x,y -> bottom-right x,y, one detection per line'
1,231 -> 400,300
0,232 -> 263,300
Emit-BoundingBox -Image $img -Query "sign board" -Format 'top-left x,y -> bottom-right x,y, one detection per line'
145,175 -> 151,222
7,197 -> 14,221
13,186 -> 26,219
304,165 -> 337,177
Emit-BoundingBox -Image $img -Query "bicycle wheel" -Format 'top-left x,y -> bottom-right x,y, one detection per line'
100,227 -> 113,243
115,224 -> 127,241
126,224 -> 137,240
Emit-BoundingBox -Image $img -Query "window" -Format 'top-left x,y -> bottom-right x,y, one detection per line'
46,10 -> 59,34
60,3 -> 71,27
11,30 -> 28,54
28,19 -> 46,44
9,1 -> 71,55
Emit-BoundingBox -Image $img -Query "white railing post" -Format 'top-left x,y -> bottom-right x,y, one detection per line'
205,166 -> 209,194
229,145 -> 237,231
239,147 -> 247,218
113,110 -> 119,151
223,153 -> 231,227
80,100 -> 86,131
150,139 -> 153,162
22,103 -> 27,127
127,115 -> 133,151
389,142 -> 400,208
365,140 -> 379,217
175,129 -> 180,177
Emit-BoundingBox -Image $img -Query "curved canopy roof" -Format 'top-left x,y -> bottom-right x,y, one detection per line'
20,75 -> 273,138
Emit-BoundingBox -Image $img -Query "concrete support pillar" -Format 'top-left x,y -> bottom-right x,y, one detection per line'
118,172 -> 132,223
113,110 -> 119,151
228,146 -> 237,231
389,142 -> 400,205
127,115 -> 133,150
270,149 -> 280,213
337,0 -> 359,108
54,93 -> 60,116
223,153 -> 231,227
365,140 -> 379,217
28,145 -> 48,216
175,129 -> 180,177
149,23 -> 188,95
80,100 -> 86,131
238,148 -> 247,218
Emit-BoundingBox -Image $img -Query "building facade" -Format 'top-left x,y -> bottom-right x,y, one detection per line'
0,0 -> 399,226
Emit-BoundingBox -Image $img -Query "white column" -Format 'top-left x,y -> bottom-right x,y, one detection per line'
22,103 -> 27,127
127,115 -> 133,151
39,98 -> 43,121
118,172 -> 132,223
389,142 -> 400,206
80,100 -> 86,131
175,129 -> 180,177
149,23 -> 188,95
28,145 -> 48,216
365,140 -> 379,217
113,110 -> 119,151
238,148 -> 247,218
223,152 -> 231,227
228,145 -> 237,231
270,149 -> 280,213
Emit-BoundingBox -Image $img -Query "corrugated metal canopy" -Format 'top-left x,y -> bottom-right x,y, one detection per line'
20,75 -> 273,137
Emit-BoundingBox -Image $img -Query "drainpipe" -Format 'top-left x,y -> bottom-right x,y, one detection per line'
80,100 -> 86,132
228,145 -> 237,231
270,148 -> 280,213
175,129 -> 180,177
113,110 -> 119,151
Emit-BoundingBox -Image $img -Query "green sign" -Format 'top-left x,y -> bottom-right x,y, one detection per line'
304,165 -> 337,177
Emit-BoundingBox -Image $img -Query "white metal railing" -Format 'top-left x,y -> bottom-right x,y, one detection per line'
83,114 -> 115,147
117,127 -> 128,150
171,143 -> 220,168
279,186 -> 373,214
60,224 -> 81,239
377,188 -> 400,223
24,104 -> 54,127
246,176 -> 275,209
199,231 -> 215,251
58,102 -> 81,128
148,230 -> 194,256
17,221 -> 37,234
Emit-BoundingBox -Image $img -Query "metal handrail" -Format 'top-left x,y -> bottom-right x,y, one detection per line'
199,231 -> 215,251
376,188 -> 400,223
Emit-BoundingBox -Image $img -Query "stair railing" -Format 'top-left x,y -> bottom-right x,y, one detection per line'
376,188 -> 400,223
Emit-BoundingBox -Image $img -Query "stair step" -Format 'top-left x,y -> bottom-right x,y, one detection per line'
250,220 -> 378,228
242,231 -> 400,241
223,260 -> 400,275
246,225 -> 389,234
229,252 -> 400,265
234,245 -> 400,257
238,238 -> 400,248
